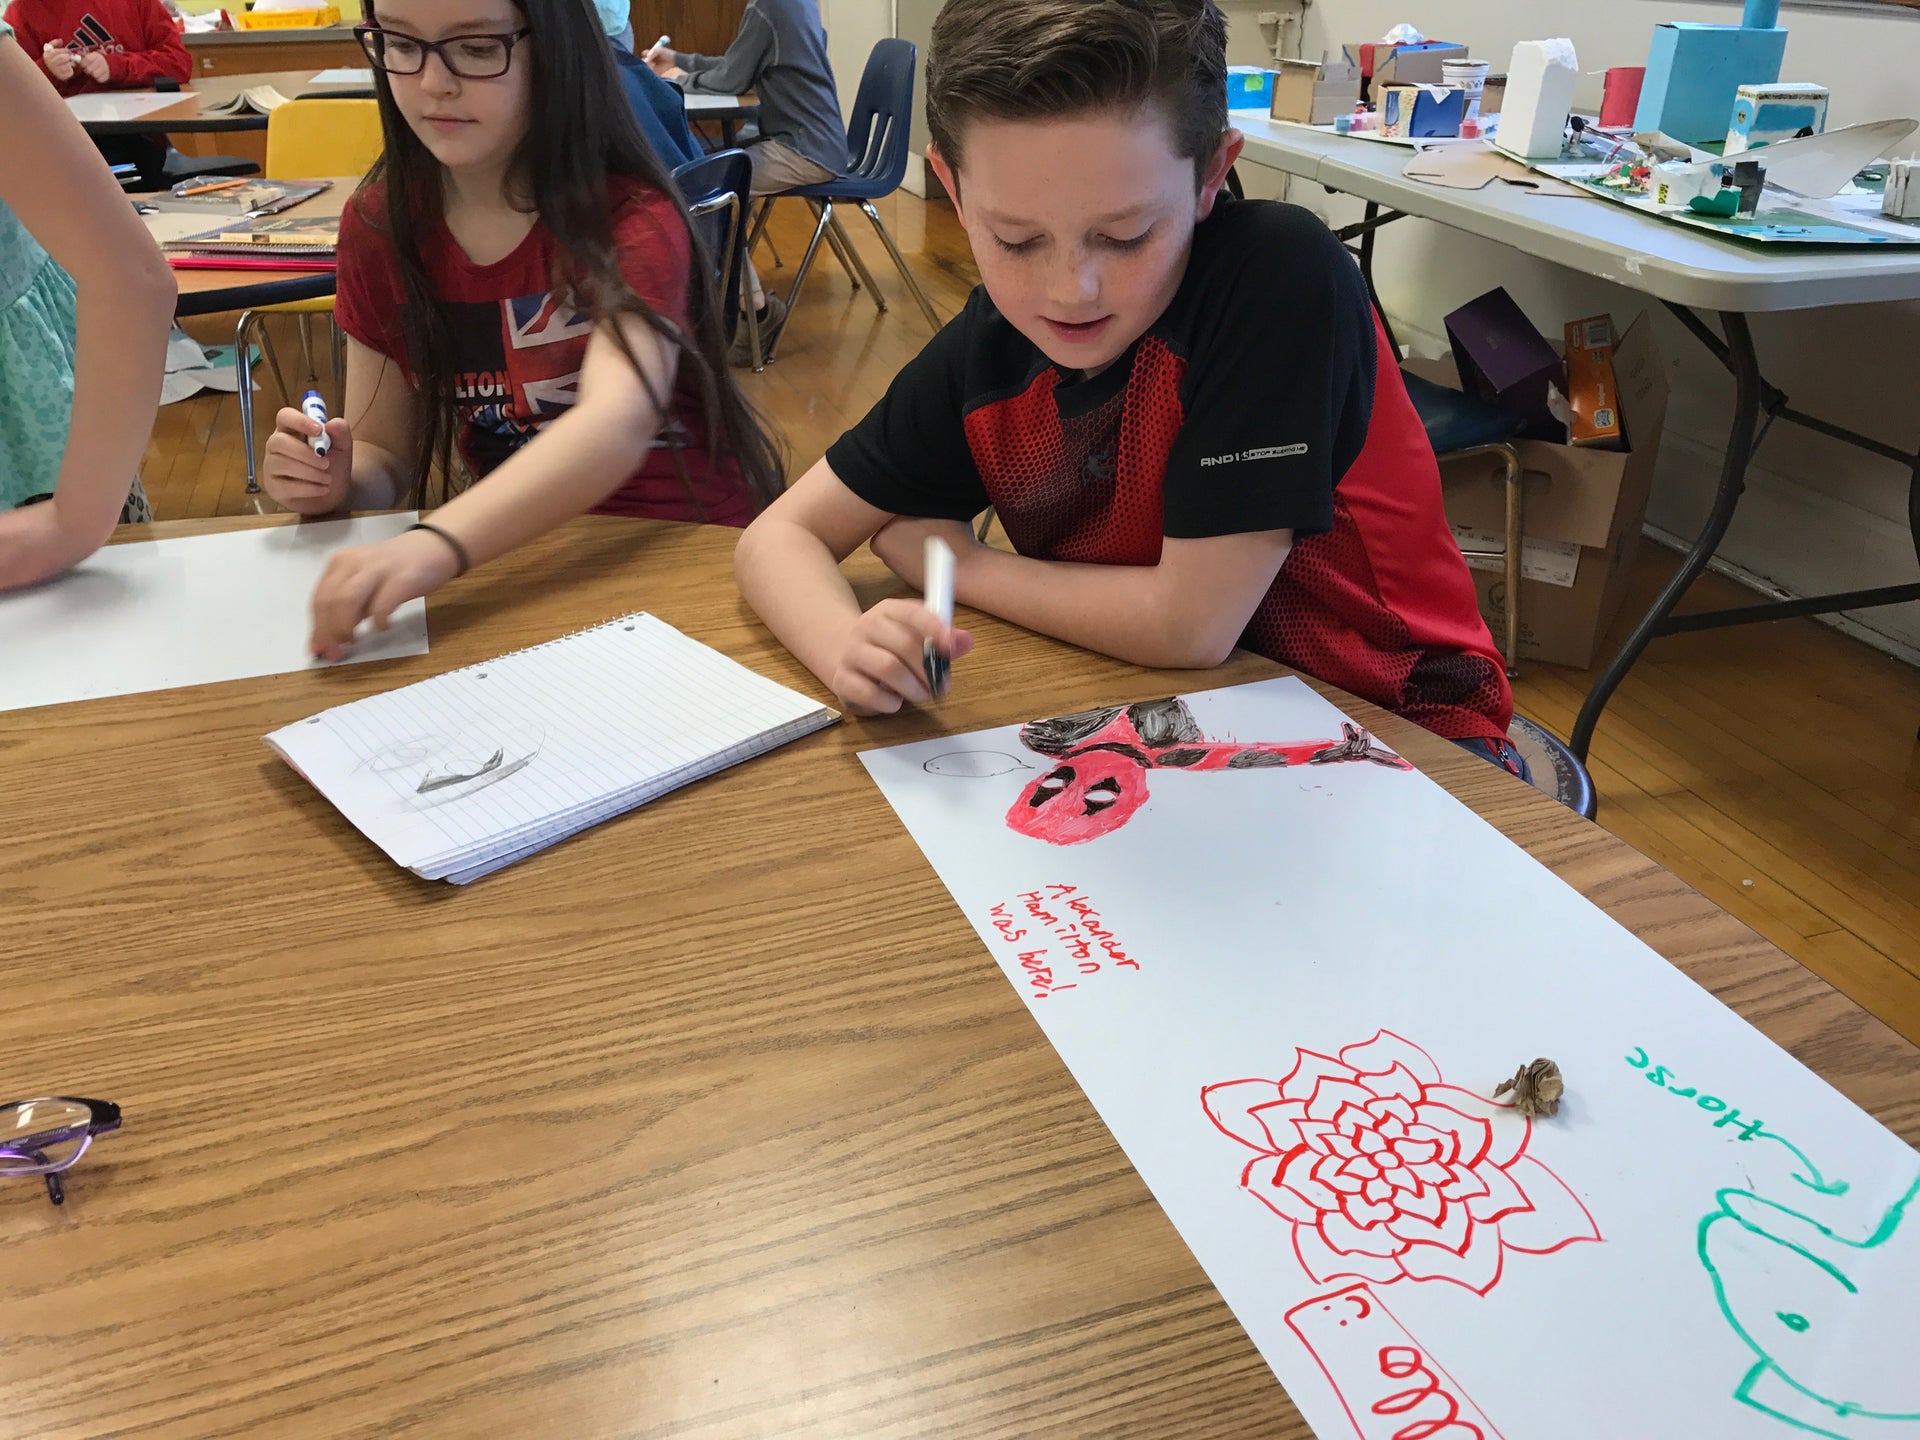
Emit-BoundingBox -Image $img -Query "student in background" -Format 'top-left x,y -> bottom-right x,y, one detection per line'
260,0 -> 784,662
645,0 -> 843,364
0,18 -> 170,592
735,0 -> 1523,776
601,2 -> 700,170
5,0 -> 191,184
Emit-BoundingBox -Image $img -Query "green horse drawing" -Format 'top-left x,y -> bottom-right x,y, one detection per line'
1700,1167 -> 1920,1438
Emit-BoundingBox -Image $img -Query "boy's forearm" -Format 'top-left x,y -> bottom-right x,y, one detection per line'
735,517 -> 863,689
956,544 -> 1241,670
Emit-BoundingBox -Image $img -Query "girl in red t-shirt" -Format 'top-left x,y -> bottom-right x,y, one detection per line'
260,0 -> 783,661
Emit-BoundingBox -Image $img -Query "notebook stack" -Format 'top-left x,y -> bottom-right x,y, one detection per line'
265,613 -> 839,883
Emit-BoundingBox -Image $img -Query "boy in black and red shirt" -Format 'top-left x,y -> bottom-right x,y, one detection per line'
734,0 -> 1518,770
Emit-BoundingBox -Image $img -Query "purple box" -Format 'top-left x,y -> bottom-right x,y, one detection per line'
1443,288 -> 1566,438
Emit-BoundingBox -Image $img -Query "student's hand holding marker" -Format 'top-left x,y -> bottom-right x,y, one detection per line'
77,50 -> 110,83
827,526 -> 973,714
261,399 -> 355,515
642,35 -> 684,79
42,43 -> 76,81
828,597 -> 973,715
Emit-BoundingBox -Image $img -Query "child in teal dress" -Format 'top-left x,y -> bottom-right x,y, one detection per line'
0,15 -> 173,590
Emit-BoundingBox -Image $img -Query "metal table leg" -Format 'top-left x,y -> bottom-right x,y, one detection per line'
1571,312 -> 1763,760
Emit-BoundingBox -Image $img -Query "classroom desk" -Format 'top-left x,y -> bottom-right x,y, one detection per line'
5,514 -> 1918,1437
1234,117 -> 1920,762
143,177 -> 353,318
71,69 -> 370,136
683,91 -> 758,148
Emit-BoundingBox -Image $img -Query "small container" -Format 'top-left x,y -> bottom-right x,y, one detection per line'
1442,58 -> 1491,118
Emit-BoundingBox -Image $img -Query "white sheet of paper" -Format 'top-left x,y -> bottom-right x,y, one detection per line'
307,67 -> 374,85
860,677 -> 1920,1439
64,91 -> 184,123
0,516 -> 428,713
683,93 -> 746,112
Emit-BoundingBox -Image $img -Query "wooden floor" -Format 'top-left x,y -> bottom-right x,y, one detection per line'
151,188 -> 1920,1045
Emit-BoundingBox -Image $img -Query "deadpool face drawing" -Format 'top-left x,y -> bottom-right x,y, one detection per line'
1005,698 -> 1409,845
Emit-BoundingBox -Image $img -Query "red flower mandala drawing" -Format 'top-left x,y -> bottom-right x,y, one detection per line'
1201,1030 -> 1601,1295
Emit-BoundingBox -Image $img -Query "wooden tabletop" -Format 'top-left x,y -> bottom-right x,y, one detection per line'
78,69 -> 373,134
146,177 -> 354,317
5,515 -> 1917,1439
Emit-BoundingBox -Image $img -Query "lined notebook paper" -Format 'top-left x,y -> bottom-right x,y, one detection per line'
265,613 -> 837,883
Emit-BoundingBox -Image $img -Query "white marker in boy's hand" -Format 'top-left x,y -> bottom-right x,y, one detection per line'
302,389 -> 331,458
922,535 -> 955,699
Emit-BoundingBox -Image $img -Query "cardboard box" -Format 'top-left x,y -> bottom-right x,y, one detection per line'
1226,66 -> 1277,112
1270,55 -> 1362,126
1380,84 -> 1467,139
1632,22 -> 1787,144
1725,82 -> 1829,155
1478,75 -> 1506,116
1364,41 -> 1468,105
1443,287 -> 1565,439
1563,315 -> 1623,449
1415,314 -> 1669,668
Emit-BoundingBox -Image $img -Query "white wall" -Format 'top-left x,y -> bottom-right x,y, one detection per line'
1222,0 -> 1920,658
820,0 -> 895,124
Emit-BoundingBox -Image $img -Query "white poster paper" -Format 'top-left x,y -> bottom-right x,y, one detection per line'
860,677 -> 1920,1440
1,515 -> 428,712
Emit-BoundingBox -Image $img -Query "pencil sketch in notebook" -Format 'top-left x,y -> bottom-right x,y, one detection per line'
360,724 -> 545,807
266,613 -> 837,880
858,676 -> 1920,1438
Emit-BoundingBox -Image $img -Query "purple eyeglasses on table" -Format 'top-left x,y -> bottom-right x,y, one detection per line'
0,1097 -> 122,1206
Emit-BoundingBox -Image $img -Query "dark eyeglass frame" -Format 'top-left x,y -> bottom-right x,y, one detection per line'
0,1096 -> 121,1206
354,24 -> 532,80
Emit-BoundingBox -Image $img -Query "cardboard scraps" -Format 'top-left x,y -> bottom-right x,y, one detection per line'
1403,145 -> 1582,195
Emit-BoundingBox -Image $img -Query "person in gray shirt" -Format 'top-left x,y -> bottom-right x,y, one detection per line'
648,0 -> 846,362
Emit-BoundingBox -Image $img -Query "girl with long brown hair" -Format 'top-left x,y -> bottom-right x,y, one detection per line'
260,0 -> 783,659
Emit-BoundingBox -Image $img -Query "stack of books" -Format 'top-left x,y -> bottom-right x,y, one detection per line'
156,180 -> 339,272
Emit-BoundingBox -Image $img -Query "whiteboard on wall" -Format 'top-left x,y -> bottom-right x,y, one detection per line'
861,676 -> 1920,1440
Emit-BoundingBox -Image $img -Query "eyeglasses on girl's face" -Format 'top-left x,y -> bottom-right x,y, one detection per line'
354,24 -> 531,80
0,1097 -> 121,1206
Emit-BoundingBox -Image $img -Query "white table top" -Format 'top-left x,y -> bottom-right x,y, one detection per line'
1234,114 -> 1920,314
683,93 -> 753,115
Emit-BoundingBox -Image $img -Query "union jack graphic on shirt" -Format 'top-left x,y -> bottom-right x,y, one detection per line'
443,290 -> 593,477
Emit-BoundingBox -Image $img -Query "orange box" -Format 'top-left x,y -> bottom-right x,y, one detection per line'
1564,314 -> 1624,450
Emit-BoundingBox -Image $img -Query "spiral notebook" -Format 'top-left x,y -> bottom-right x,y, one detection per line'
265,613 -> 838,883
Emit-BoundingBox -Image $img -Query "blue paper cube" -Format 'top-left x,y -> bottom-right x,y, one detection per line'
1633,23 -> 1787,143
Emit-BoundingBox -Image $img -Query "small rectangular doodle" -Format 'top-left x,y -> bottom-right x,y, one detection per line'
1286,1282 -> 1506,1440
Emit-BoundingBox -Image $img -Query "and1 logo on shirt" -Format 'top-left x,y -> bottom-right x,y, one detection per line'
442,290 -> 592,475
1198,443 -> 1310,467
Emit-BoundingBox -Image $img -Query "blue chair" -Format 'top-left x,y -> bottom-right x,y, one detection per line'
1401,369 -> 1525,677
672,148 -> 757,359
746,37 -> 940,361
1507,714 -> 1598,819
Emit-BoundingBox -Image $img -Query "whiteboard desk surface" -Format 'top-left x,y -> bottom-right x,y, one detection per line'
1235,114 -> 1920,313
2,513 -> 1916,1439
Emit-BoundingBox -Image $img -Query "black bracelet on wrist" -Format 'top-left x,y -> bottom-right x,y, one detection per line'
410,521 -> 472,577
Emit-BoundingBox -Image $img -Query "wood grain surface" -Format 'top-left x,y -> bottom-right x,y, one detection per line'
3,515 -> 1916,1440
